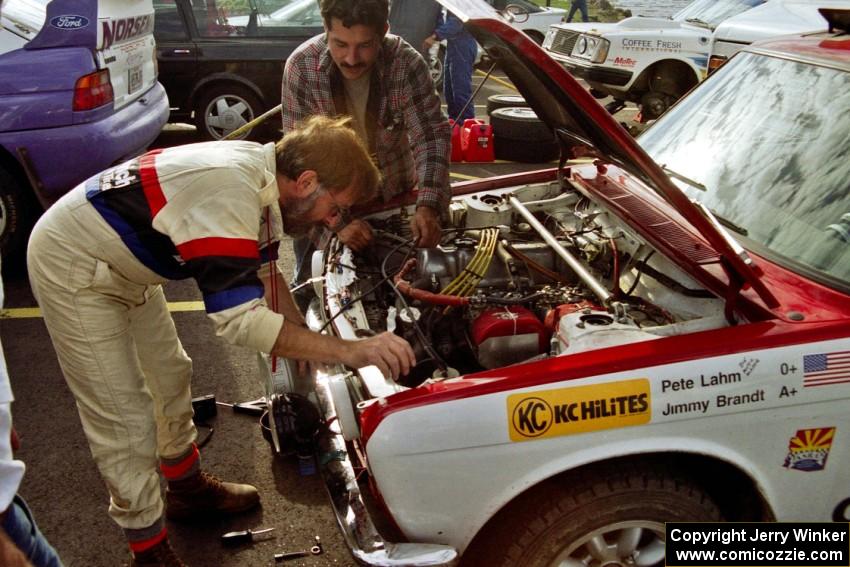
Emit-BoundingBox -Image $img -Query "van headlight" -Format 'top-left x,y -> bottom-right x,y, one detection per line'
572,34 -> 609,63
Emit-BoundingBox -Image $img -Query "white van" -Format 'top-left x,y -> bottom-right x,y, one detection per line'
710,0 -> 850,70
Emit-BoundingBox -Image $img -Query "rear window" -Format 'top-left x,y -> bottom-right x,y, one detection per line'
0,0 -> 49,40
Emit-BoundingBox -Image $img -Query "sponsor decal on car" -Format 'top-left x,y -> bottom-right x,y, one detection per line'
783,427 -> 835,472
100,15 -> 154,50
507,379 -> 651,441
50,15 -> 90,30
613,57 -> 637,68
620,38 -> 684,52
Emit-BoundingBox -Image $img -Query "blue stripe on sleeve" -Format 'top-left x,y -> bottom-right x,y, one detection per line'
203,285 -> 265,313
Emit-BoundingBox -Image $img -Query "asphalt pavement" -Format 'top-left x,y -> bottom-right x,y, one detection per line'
0,70 -> 638,566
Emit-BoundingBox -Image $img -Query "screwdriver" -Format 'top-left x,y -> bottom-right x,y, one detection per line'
221,527 -> 275,546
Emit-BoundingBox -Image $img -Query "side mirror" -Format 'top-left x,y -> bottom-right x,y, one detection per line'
504,4 -> 531,23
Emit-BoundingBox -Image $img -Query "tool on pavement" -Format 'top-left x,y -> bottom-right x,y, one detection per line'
216,398 -> 267,416
221,527 -> 275,546
273,536 -> 322,561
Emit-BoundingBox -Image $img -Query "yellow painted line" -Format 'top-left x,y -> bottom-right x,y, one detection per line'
450,172 -> 480,181
476,70 -> 517,91
0,307 -> 42,319
1,301 -> 207,319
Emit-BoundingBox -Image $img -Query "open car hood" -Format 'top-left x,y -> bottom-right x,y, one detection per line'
437,0 -> 778,308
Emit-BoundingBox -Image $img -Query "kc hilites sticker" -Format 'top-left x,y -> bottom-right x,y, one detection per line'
507,379 -> 650,442
783,427 -> 835,472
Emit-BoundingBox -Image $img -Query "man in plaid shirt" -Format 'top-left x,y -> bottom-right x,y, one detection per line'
281,0 -> 451,252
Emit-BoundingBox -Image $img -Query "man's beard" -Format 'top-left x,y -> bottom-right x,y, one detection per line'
281,186 -> 323,237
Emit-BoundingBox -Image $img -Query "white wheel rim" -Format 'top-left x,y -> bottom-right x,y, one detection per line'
204,94 -> 255,139
551,521 -> 666,567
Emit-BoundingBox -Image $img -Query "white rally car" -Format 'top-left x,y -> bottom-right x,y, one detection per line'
264,2 -> 850,565
542,0 -> 764,118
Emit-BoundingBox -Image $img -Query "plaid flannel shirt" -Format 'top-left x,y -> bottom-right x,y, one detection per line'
281,33 -> 451,214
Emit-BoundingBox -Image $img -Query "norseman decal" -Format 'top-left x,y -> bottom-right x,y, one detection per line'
507,379 -> 651,442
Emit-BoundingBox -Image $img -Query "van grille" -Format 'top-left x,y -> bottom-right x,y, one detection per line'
549,29 -> 580,56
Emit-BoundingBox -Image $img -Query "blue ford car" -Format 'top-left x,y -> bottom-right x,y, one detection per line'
0,0 -> 169,262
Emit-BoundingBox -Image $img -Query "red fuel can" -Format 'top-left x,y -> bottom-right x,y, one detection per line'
449,119 -> 464,162
461,119 -> 495,162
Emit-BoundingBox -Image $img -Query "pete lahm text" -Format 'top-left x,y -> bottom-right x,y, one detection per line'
670,527 -> 847,546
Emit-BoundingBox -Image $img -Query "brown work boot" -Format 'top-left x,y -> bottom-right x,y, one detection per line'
131,538 -> 187,567
165,471 -> 260,521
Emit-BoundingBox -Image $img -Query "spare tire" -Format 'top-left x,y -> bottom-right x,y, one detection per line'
490,107 -> 554,142
486,94 -> 529,115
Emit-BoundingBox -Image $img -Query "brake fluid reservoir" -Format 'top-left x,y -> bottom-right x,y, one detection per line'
555,309 -> 660,356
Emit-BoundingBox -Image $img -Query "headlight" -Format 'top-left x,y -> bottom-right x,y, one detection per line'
571,34 -> 609,64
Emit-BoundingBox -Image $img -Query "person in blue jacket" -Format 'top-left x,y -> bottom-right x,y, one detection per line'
425,10 -> 477,123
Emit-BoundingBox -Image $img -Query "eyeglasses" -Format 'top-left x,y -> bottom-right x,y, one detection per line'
315,183 -> 351,230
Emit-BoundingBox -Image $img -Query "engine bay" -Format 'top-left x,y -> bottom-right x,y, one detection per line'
318,179 -> 729,388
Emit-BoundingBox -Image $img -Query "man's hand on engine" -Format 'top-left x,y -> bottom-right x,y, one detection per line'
337,219 -> 373,251
343,332 -> 416,381
411,206 -> 441,248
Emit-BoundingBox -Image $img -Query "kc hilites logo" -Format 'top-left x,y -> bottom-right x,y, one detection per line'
508,379 -> 651,441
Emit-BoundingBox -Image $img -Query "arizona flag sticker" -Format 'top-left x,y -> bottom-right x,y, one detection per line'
783,427 -> 836,472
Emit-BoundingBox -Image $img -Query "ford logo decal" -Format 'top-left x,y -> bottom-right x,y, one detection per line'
50,15 -> 90,30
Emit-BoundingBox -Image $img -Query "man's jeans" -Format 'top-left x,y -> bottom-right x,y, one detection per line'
3,496 -> 64,567
567,0 -> 589,22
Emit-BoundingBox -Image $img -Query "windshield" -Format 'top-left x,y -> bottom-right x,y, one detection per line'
672,0 -> 762,28
639,51 -> 850,289
0,0 -> 48,39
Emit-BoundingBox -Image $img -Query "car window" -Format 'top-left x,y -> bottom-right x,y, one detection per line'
672,0 -> 763,28
0,0 -> 49,40
639,52 -> 850,289
154,0 -> 189,40
188,0 -> 237,37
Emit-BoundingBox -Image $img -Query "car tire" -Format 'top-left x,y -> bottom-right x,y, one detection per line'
464,461 -> 722,567
489,107 -> 553,141
640,91 -> 673,120
430,44 -> 446,89
0,165 -> 38,268
194,84 -> 265,141
485,94 -> 529,115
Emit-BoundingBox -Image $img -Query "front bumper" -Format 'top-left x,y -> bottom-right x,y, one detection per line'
313,374 -> 458,566
553,56 -> 633,87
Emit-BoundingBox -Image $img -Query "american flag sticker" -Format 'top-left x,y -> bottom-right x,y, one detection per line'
803,350 -> 850,387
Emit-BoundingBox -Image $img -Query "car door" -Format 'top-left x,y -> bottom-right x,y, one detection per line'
153,0 -> 197,119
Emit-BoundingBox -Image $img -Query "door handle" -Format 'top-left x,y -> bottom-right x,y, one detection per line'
166,48 -> 193,55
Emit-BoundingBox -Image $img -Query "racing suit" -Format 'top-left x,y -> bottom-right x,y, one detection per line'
26,141 -> 284,531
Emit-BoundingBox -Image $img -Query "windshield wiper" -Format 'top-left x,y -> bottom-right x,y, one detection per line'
661,165 -> 707,192
684,17 -> 712,28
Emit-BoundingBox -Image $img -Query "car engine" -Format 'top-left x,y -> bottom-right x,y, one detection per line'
317,179 -> 727,387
